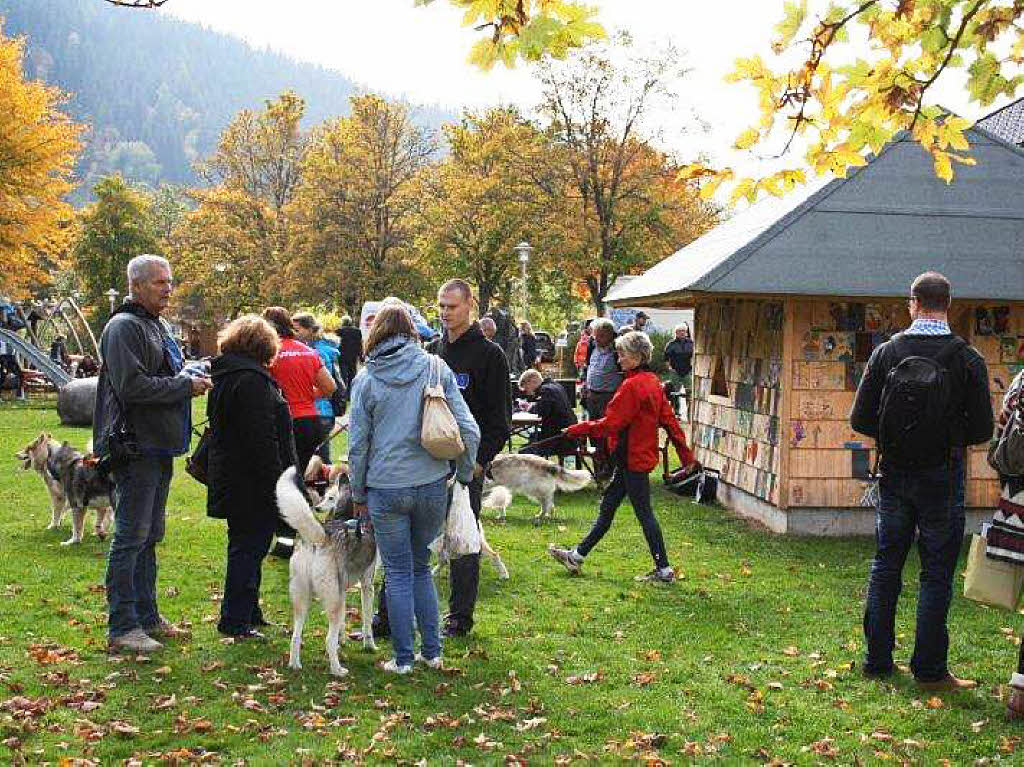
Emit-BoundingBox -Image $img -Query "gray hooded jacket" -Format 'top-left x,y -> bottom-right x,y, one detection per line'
93,302 -> 192,458
347,335 -> 480,504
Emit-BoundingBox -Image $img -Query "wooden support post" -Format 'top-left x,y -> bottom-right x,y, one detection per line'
778,298 -> 796,511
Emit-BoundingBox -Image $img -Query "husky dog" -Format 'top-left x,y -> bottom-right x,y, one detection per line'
16,432 -> 113,545
275,467 -> 378,678
482,485 -> 513,522
487,453 -> 591,524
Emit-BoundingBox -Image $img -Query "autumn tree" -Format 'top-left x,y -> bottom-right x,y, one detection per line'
687,1 -> 1024,200
415,107 -> 550,313
288,94 -> 436,314
171,186 -> 278,321
536,37 -> 716,314
0,22 -> 82,298
73,175 -> 160,318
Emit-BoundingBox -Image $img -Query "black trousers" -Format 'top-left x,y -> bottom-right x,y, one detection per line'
315,415 -> 335,463
577,466 -> 669,570
292,416 -> 326,475
218,516 -> 275,634
447,475 -> 484,629
340,361 -> 357,392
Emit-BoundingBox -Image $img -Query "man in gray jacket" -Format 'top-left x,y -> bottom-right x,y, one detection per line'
94,255 -> 211,653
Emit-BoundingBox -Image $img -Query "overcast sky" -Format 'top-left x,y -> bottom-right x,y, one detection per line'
161,0 -> 1004,174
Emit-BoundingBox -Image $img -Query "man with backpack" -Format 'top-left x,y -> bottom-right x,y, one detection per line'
850,272 -> 993,691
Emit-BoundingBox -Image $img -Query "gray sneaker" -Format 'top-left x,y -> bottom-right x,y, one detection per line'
108,627 -> 163,654
548,545 -> 582,575
636,567 -> 675,583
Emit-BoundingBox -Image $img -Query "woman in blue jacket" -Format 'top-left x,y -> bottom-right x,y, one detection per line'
348,305 -> 480,674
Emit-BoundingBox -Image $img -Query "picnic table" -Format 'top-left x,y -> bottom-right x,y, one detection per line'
508,411 -> 540,449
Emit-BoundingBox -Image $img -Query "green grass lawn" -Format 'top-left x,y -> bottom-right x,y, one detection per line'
1,400 -> 1022,764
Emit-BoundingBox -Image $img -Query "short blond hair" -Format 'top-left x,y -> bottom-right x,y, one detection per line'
518,368 -> 542,388
615,330 -> 653,365
365,304 -> 416,355
218,315 -> 280,365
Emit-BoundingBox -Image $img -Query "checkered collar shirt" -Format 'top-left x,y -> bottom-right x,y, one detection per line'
906,318 -> 951,336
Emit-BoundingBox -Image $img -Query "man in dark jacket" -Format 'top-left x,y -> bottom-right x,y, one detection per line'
435,279 -> 511,636
94,255 -> 212,654
850,271 -> 993,691
518,369 -> 577,457
664,324 -> 694,416
335,316 -> 364,391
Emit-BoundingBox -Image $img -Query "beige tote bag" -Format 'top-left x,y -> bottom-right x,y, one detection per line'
421,355 -> 465,460
963,533 -> 1024,610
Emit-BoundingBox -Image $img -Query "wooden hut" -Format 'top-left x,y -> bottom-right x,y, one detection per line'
607,124 -> 1024,535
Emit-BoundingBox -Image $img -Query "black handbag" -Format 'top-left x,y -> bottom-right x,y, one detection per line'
96,370 -> 141,477
185,423 -> 211,485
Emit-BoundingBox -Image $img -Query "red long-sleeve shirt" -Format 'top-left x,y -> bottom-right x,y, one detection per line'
566,368 -> 694,473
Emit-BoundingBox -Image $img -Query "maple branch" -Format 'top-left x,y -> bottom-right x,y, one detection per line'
908,0 -> 986,132
102,0 -> 169,6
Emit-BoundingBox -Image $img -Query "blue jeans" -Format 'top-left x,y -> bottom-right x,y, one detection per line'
106,455 -> 173,639
368,477 -> 448,666
863,455 -> 965,681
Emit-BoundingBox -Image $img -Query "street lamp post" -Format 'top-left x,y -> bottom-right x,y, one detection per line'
514,241 -> 532,323
106,288 -> 120,315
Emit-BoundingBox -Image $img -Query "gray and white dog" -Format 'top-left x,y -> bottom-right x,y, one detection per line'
487,453 -> 591,524
275,466 -> 378,678
15,432 -> 113,545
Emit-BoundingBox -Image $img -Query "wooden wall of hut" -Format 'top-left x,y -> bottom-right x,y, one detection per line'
691,298 -> 784,506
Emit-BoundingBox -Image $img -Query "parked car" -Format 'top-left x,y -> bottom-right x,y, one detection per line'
534,331 -> 556,363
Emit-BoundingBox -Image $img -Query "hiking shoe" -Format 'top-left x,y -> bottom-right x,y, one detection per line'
635,567 -> 675,583
108,628 -> 163,654
916,673 -> 978,691
548,545 -> 582,575
144,617 -> 190,640
381,659 -> 413,675
415,653 -> 443,669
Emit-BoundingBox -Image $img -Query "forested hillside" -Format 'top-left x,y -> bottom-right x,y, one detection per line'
0,0 -> 450,200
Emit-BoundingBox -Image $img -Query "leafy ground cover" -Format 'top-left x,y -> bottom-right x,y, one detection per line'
0,400 -> 1022,764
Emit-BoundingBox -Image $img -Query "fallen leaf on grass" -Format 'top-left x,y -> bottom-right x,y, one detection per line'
804,737 -> 838,758
109,720 -> 139,737
515,717 -> 547,732
782,646 -> 799,657
632,672 -> 657,687
924,696 -> 944,710
153,694 -> 177,710
642,650 -> 662,662
565,670 -> 604,685
971,719 -> 988,733
153,666 -> 171,676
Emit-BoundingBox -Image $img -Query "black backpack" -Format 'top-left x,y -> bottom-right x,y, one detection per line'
876,334 -> 967,469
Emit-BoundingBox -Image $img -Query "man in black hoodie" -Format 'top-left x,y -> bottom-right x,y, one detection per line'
850,271 -> 992,691
434,279 -> 511,636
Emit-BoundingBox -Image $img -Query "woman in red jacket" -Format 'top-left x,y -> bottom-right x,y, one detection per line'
549,331 -> 697,583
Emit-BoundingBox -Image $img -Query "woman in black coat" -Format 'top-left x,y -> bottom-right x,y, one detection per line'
207,315 -> 297,640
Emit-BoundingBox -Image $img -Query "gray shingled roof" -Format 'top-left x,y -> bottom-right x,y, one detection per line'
607,125 -> 1024,305
978,97 -> 1024,146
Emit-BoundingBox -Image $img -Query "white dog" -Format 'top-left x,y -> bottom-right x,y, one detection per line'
482,485 -> 513,522
275,467 -> 377,678
487,453 -> 591,524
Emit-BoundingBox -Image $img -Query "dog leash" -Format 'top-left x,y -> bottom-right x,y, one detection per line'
313,419 -> 349,455
517,432 -> 602,484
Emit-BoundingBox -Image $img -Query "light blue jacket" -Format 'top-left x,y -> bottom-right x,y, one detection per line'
348,335 -> 480,503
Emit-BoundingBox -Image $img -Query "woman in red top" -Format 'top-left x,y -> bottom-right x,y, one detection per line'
550,331 -> 697,583
262,307 -> 336,474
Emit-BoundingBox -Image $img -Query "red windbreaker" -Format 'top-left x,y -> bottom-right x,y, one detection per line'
566,368 -> 694,473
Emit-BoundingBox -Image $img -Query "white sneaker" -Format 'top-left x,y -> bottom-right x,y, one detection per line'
381,658 -> 413,675
415,653 -> 443,669
108,627 -> 163,654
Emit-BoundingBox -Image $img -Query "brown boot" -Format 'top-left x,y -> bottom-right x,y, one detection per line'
1009,683 -> 1024,720
916,673 -> 978,691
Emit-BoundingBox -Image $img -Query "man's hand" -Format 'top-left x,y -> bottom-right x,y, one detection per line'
190,376 -> 212,397
473,463 -> 484,479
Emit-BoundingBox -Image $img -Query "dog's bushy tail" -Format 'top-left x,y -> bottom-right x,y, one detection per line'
554,467 -> 591,492
483,486 -> 512,510
276,467 -> 327,546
